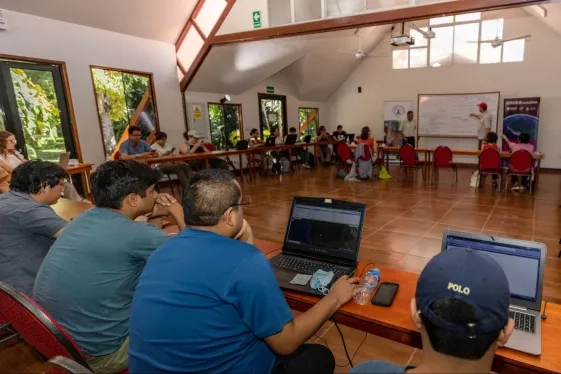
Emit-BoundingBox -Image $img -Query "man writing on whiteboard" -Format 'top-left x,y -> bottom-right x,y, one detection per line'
469,102 -> 492,150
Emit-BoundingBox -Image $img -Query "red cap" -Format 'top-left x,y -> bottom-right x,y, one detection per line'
477,102 -> 488,110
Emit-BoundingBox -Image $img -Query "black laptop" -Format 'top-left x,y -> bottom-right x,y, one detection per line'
270,197 -> 366,296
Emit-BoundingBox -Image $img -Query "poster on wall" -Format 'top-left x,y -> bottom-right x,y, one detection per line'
384,101 -> 414,146
502,97 -> 540,151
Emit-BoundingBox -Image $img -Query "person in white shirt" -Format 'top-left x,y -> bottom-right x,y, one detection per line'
151,132 -> 192,189
470,102 -> 492,150
0,131 -> 85,201
400,111 -> 417,147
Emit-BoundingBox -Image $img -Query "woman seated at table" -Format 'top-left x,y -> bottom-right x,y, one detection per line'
502,132 -> 534,191
150,131 -> 193,189
315,126 -> 332,164
356,126 -> 377,154
248,128 -> 263,147
179,131 -> 228,170
0,131 -> 87,202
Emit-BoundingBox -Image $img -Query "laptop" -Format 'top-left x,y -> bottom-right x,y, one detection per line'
58,152 -> 71,168
442,230 -> 546,356
270,197 -> 366,296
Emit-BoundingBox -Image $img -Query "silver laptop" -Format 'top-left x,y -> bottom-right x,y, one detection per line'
442,230 -> 546,356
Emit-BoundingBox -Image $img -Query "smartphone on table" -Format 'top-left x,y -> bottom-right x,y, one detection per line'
371,282 -> 399,307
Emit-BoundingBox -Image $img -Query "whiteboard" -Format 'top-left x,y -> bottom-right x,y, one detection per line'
418,92 -> 500,137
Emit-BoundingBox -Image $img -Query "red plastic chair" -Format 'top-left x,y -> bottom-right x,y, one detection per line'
113,151 -> 121,161
478,148 -> 503,189
398,144 -> 424,181
433,146 -> 457,184
506,150 -> 534,193
204,143 -> 216,151
0,283 -> 91,370
336,143 -> 354,174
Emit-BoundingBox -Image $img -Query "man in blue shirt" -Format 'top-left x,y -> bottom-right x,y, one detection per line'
351,248 -> 514,373
34,160 -> 185,373
119,125 -> 192,189
0,161 -> 68,294
129,169 -> 358,373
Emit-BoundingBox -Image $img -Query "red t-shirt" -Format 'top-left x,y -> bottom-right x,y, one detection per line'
482,143 -> 499,151
356,137 -> 375,153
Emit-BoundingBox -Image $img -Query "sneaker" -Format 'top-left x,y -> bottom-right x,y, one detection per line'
492,181 -> 498,188
511,185 -> 520,191
519,186 -> 527,191
302,163 -> 310,169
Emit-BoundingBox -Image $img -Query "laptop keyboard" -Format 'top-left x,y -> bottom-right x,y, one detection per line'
270,254 -> 350,279
509,310 -> 536,334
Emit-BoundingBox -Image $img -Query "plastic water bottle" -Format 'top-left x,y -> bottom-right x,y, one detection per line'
354,268 -> 380,305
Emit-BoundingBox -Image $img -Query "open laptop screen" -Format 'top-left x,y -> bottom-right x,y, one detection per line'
445,235 -> 541,303
284,200 -> 363,263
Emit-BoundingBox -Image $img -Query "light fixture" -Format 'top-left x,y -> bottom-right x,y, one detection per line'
219,95 -> 231,104
528,5 -> 547,18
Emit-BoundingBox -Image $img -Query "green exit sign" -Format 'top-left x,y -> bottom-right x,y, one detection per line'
253,11 -> 261,29
266,86 -> 274,94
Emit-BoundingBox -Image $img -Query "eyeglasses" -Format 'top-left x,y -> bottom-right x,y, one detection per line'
221,200 -> 251,215
8,139 -> 17,144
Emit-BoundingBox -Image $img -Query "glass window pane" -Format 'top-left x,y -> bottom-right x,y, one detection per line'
430,16 -> 453,26
10,68 -> 66,161
366,0 -> 409,10
503,39 -> 525,62
299,108 -> 318,141
392,50 -> 408,69
430,26 -> 453,67
295,0 -> 322,22
195,0 -> 227,37
327,0 -> 364,17
410,48 -> 427,68
453,23 -> 479,64
177,66 -> 184,82
481,19 -> 504,41
455,12 -> 481,22
410,28 -> 428,48
0,106 -> 5,131
177,27 -> 205,70
480,44 -> 502,64
269,0 -> 291,26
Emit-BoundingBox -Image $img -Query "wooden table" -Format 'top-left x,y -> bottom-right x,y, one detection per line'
65,163 -> 94,199
378,146 -> 545,188
256,240 -> 561,374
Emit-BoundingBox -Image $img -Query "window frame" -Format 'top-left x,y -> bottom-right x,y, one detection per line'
393,13 -> 524,70
89,65 -> 160,159
207,102 -> 244,151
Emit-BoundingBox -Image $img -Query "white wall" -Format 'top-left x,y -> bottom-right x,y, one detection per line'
218,0 -> 269,35
185,72 -> 325,140
326,11 -> 561,168
0,10 -> 184,167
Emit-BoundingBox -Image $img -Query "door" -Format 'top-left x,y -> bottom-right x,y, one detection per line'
0,61 -> 78,162
208,103 -> 243,150
258,93 -> 287,140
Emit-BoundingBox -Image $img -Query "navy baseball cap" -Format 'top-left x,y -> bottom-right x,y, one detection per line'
416,247 -> 510,337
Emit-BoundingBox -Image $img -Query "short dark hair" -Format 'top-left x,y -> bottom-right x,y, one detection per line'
360,126 -> 370,140
519,133 -> 530,144
486,132 -> 498,144
271,127 -> 279,133
128,126 -> 142,135
250,128 -> 258,136
421,298 -> 501,360
337,125 -> 343,129
289,127 -> 297,133
183,169 -> 240,226
91,160 -> 161,209
10,161 -> 67,194
407,110 -> 414,115
319,126 -> 326,132
155,132 -> 167,141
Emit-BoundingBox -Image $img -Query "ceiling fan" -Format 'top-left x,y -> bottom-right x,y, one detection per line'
468,34 -> 531,48
336,35 -> 386,60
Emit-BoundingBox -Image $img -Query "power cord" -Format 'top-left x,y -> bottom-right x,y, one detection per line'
319,319 -> 368,368
357,262 -> 377,278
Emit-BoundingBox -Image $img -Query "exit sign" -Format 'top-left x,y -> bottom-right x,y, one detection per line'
253,11 -> 261,29
266,86 -> 274,94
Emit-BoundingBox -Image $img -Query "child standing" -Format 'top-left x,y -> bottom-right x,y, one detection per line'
502,133 -> 534,191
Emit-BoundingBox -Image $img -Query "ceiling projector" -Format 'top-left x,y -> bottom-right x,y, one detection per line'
390,35 -> 415,47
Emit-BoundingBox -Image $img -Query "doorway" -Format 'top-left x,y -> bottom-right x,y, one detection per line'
0,60 -> 78,162
208,103 -> 243,150
258,93 -> 287,140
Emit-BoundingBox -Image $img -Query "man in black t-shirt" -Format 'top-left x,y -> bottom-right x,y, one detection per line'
332,125 -> 347,158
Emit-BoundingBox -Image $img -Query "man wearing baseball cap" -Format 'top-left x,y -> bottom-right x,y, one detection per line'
351,247 -> 514,373
470,102 -> 493,150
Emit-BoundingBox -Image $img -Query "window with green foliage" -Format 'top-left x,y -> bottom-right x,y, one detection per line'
298,108 -> 319,141
208,103 -> 243,150
91,67 -> 158,159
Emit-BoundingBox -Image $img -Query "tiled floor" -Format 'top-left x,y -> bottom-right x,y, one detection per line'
239,164 -> 561,371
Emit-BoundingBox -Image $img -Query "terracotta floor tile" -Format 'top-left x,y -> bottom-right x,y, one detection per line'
533,236 -> 561,258
483,218 -> 534,237
395,255 -> 431,274
407,238 -> 442,259
425,224 -> 475,239
439,211 -> 490,229
480,230 -> 533,242
361,231 -> 423,254
534,222 -> 561,240
382,218 -> 436,237
358,248 -> 406,270
402,207 -> 450,222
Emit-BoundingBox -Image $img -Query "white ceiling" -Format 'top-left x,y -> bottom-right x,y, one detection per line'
0,0 -> 197,43
189,26 -> 391,101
